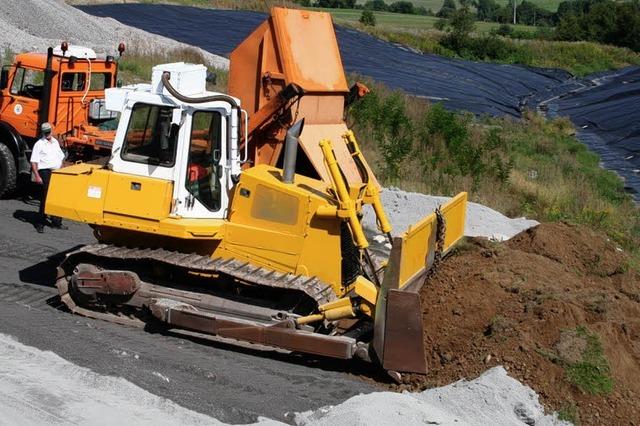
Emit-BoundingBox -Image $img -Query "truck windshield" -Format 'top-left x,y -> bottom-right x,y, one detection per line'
10,67 -> 44,99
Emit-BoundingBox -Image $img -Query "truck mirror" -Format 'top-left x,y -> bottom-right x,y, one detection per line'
0,68 -> 9,90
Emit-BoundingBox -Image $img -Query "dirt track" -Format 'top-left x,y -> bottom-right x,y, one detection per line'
0,193 -> 376,424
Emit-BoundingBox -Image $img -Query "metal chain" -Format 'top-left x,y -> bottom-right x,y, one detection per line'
426,207 -> 446,279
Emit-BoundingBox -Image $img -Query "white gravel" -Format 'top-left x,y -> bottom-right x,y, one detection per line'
0,332 -> 566,426
362,187 -> 539,242
0,0 -> 228,69
295,367 -> 569,426
0,332 -> 225,425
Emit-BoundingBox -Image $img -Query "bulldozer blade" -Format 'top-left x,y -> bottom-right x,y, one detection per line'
379,289 -> 426,374
373,192 -> 467,374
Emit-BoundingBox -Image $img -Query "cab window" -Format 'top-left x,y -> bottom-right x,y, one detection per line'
10,67 -> 44,99
121,103 -> 177,167
61,73 -> 86,91
185,111 -> 223,211
89,73 -> 112,91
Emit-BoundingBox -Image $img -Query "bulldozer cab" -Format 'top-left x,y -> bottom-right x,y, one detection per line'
106,63 -> 240,220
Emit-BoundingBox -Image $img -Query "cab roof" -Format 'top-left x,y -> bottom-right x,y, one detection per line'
13,51 -> 113,70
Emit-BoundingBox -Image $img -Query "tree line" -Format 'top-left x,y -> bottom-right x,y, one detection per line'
298,0 -> 640,52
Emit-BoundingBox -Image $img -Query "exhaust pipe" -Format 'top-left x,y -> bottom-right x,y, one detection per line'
283,119 -> 304,184
38,47 -> 54,130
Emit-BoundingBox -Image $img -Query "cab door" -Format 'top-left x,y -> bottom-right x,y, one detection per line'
174,108 -> 228,219
0,66 -> 44,138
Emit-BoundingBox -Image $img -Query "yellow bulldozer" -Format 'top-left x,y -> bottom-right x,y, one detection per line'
45,8 -> 467,377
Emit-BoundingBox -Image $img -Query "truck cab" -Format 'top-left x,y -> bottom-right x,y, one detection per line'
0,44 -> 120,196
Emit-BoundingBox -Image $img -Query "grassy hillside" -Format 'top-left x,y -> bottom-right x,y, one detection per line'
347,77 -> 640,264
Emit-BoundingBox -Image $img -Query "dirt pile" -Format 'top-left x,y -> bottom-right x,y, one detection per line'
406,223 -> 640,425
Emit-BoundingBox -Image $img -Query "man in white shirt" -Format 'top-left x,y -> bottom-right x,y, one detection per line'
30,122 -> 67,233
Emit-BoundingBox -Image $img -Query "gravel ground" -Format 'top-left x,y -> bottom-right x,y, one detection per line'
362,187 -> 539,246
1,329 -> 566,426
0,0 -> 228,68
296,367 -> 568,426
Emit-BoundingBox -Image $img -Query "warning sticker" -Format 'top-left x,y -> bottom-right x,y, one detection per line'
87,186 -> 102,199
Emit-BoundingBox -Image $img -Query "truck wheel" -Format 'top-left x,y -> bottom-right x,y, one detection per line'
0,143 -> 17,198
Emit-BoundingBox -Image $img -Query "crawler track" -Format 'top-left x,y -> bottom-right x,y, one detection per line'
58,244 -> 336,305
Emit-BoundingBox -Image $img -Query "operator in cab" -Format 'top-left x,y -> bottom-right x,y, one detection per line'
30,122 -> 67,233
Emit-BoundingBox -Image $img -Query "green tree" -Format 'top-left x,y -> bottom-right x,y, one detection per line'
555,14 -> 585,41
364,0 -> 387,11
437,0 -> 457,18
442,5 -> 476,51
389,1 -> 415,14
314,0 -> 356,8
359,9 -> 376,26
474,0 -> 501,21
614,2 -> 640,51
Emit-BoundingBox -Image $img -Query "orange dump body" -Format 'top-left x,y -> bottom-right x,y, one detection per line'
229,7 -> 373,186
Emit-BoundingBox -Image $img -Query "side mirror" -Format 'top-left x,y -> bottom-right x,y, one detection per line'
0,68 -> 9,90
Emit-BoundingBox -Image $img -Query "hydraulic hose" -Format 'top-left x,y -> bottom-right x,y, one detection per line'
161,71 -> 238,108
161,71 -> 244,160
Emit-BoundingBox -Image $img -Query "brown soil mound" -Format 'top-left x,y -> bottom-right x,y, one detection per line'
403,223 -> 640,425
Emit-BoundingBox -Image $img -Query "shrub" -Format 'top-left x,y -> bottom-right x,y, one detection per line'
495,23 -> 513,37
350,90 -> 413,181
470,35 -> 515,60
359,9 -> 376,26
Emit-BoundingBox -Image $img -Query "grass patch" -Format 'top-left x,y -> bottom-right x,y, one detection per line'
558,402 -> 580,424
563,326 -> 614,395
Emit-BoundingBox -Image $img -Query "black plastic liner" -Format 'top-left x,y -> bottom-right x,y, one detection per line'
78,4 -> 569,117
546,67 -> 640,198
78,4 -> 640,200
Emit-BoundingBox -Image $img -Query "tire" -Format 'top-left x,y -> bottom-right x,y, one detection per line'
0,143 -> 17,198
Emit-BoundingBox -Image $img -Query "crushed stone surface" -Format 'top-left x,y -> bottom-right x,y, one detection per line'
0,0 -> 228,68
362,187 -> 539,241
0,329 -> 567,426
295,367 -> 568,426
0,332 -> 228,425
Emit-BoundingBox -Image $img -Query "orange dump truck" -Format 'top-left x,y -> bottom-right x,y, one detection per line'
0,43 -> 123,196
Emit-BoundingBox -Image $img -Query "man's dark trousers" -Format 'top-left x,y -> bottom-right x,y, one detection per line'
38,168 -> 62,226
